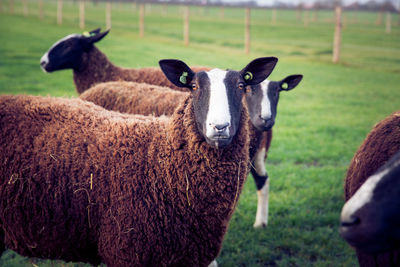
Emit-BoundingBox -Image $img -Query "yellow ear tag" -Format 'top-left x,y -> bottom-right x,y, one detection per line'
82,31 -> 91,37
244,71 -> 253,81
282,82 -> 289,90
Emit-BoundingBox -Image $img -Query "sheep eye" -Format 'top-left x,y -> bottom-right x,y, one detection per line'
238,83 -> 245,90
191,83 -> 197,91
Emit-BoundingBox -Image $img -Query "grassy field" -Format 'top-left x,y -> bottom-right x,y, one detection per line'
0,0 -> 400,266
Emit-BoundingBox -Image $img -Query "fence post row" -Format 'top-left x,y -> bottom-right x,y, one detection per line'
332,5 -> 342,64
183,6 -> 189,46
106,2 -> 112,29
244,7 -> 251,55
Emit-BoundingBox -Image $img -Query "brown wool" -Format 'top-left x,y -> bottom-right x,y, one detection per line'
344,110 -> 400,267
0,94 -> 250,266
73,46 -> 210,94
81,81 -> 272,163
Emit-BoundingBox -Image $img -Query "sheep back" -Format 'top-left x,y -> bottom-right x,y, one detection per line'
0,94 -> 250,266
79,81 -> 188,116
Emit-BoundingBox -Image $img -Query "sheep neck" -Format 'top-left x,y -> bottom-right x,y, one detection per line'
163,96 -> 250,216
73,46 -> 122,94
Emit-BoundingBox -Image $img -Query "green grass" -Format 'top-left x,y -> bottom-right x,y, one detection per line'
0,0 -> 400,266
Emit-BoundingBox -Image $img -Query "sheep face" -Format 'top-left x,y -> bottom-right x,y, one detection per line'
159,57 -> 278,148
40,29 -> 109,72
340,150 -> 400,254
246,75 -> 302,131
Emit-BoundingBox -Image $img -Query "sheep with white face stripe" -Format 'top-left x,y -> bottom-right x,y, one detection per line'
246,75 -> 303,228
80,74 -> 303,229
340,110 -> 400,267
0,57 -> 277,266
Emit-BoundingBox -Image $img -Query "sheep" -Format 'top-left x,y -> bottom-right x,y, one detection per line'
0,57 -> 278,266
340,110 -> 400,267
80,74 -> 303,228
40,28 -> 209,94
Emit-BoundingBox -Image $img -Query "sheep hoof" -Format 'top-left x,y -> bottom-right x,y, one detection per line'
253,221 -> 268,229
208,260 -> 218,267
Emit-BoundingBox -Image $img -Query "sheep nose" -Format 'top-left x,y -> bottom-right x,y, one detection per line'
260,115 -> 271,121
341,215 -> 361,228
210,122 -> 230,133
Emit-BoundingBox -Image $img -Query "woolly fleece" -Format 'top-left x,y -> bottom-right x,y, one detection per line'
0,94 -> 250,266
344,110 -> 400,267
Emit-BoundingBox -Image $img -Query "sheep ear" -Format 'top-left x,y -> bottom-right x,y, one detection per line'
159,59 -> 194,88
86,29 -> 110,44
89,28 -> 102,35
280,75 -> 303,91
240,57 -> 278,85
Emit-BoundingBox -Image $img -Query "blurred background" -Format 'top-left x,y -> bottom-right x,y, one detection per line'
0,0 -> 399,266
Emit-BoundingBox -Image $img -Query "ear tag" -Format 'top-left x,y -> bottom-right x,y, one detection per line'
244,71 -> 253,81
179,72 -> 188,84
82,31 -> 97,37
281,82 -> 289,90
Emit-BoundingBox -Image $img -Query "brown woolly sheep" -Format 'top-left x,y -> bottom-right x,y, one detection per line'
0,57 -> 277,266
341,111 -> 400,267
80,73 -> 303,228
40,28 -> 208,94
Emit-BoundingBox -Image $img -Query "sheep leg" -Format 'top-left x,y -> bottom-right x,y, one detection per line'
208,260 -> 218,267
251,148 -> 269,228
0,227 -> 4,257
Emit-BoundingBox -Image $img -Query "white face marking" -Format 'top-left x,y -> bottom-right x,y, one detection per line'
341,167 -> 391,222
40,34 -> 80,71
260,80 -> 272,120
205,69 -> 231,138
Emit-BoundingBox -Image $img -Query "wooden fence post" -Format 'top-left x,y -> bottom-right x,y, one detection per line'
9,0 -> 13,14
139,4 -> 145,38
386,12 -> 391,34
183,6 -> 189,46
271,8 -> 276,25
57,0 -> 63,25
376,11 -> 383,25
106,2 -> 111,29
80,0 -> 85,29
332,6 -> 342,64
39,0 -> 44,20
23,0 -> 28,16
244,7 -> 251,55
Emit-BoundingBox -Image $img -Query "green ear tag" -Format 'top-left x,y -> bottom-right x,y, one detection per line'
282,82 -> 289,90
83,31 -> 97,37
179,72 -> 188,84
244,71 -> 253,81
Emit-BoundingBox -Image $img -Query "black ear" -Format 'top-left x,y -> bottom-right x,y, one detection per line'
240,57 -> 278,85
159,59 -> 194,89
280,75 -> 303,91
86,29 -> 110,44
89,28 -> 101,35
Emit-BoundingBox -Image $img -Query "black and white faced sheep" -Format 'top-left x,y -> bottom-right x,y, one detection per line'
0,57 -> 277,266
341,149 -> 400,254
80,74 -> 302,228
341,110 -> 400,267
40,28 -> 209,94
